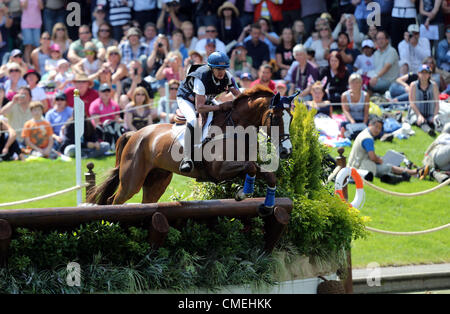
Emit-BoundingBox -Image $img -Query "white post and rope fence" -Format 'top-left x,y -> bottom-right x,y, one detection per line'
0,90 -> 96,209
74,89 -> 85,206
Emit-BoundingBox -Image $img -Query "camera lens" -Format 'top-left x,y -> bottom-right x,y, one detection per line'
158,43 -> 163,48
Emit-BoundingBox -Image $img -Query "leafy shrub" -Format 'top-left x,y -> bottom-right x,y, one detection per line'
1,217 -> 274,293
192,100 -> 369,264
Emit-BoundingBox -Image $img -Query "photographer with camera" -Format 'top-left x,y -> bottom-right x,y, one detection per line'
157,0 -> 183,36
229,42 -> 255,79
120,60 -> 154,110
398,24 -> 431,74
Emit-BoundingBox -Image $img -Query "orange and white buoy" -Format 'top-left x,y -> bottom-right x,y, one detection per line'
335,167 -> 365,209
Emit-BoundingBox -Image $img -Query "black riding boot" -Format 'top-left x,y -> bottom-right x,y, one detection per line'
179,123 -> 195,173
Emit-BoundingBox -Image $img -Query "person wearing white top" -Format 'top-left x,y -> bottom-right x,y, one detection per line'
398,24 -> 431,73
390,0 -> 417,50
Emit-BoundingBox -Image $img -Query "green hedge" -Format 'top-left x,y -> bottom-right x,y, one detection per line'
1,218 -> 275,293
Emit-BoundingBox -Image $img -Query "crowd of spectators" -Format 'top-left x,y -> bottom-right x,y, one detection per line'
0,0 -> 448,181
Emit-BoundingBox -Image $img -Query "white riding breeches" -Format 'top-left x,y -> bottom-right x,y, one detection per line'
177,97 -> 197,127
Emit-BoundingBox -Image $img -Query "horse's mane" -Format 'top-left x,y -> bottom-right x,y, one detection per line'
212,85 -> 275,127
234,84 -> 275,104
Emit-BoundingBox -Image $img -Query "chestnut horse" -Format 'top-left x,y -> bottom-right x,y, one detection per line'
87,85 -> 296,215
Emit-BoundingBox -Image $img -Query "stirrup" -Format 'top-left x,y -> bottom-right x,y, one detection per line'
179,157 -> 194,173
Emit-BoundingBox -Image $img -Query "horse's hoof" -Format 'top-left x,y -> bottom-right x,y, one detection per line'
179,159 -> 194,173
235,188 -> 250,201
258,204 -> 274,217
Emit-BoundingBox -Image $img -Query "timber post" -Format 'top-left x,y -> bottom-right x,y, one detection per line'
0,219 -> 12,268
84,162 -> 96,201
263,206 -> 290,253
148,212 -> 170,249
336,147 -> 353,294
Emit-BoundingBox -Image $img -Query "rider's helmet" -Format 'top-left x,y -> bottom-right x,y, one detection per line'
207,51 -> 230,69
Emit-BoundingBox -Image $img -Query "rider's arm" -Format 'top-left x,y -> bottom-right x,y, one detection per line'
195,94 -> 223,113
229,86 -> 241,97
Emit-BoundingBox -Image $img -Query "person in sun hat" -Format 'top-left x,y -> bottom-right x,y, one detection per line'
3,62 -> 27,101
64,72 -> 98,114
24,69 -> 49,111
216,1 -> 242,45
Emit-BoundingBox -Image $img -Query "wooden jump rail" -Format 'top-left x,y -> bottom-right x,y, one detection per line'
0,162 -> 293,267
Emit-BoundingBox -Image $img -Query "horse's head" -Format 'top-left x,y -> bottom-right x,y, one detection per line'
265,90 -> 300,159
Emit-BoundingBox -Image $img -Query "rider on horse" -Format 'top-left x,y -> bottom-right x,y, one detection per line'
176,51 -> 241,173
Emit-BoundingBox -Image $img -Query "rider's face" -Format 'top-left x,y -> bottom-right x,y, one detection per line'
212,68 -> 226,80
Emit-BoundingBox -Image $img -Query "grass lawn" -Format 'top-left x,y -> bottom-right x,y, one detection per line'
330,126 -> 450,268
0,156 -> 194,209
0,125 -> 448,268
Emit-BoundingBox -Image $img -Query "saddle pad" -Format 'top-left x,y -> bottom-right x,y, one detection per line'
173,111 -> 214,149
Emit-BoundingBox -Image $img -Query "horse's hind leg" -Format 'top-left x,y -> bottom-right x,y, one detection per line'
142,169 -> 173,203
111,161 -> 152,205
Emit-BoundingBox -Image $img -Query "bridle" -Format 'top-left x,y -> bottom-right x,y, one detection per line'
263,90 -> 300,145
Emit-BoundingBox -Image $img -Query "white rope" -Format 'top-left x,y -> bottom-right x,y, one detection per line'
326,165 -> 342,184
0,183 -> 88,208
362,178 -> 450,197
365,223 -> 450,236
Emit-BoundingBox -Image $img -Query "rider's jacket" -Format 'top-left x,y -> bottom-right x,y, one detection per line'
177,65 -> 233,104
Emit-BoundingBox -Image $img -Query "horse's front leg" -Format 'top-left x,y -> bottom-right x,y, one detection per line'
208,161 -> 257,201
235,162 -> 258,201
258,170 -> 277,217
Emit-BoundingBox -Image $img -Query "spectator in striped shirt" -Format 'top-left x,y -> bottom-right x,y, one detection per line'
118,27 -> 148,66
97,0 -> 133,42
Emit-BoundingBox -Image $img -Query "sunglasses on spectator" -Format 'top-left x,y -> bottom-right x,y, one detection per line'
79,31 -> 90,35
99,29 -> 110,33
42,37 -> 51,40
13,54 -> 22,58
109,52 -> 120,56
9,69 -> 20,73
55,98 -> 65,101
169,87 -> 179,90
206,30 -> 216,33
101,89 -> 111,93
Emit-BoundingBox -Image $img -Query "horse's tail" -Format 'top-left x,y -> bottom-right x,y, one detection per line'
87,131 -> 135,205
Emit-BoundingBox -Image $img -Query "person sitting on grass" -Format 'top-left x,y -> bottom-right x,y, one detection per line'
21,101 -> 55,159
59,114 -> 111,159
406,64 -> 440,136
44,92 -> 73,151
419,122 -> 450,183
348,115 -> 419,183
340,73 -> 369,139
